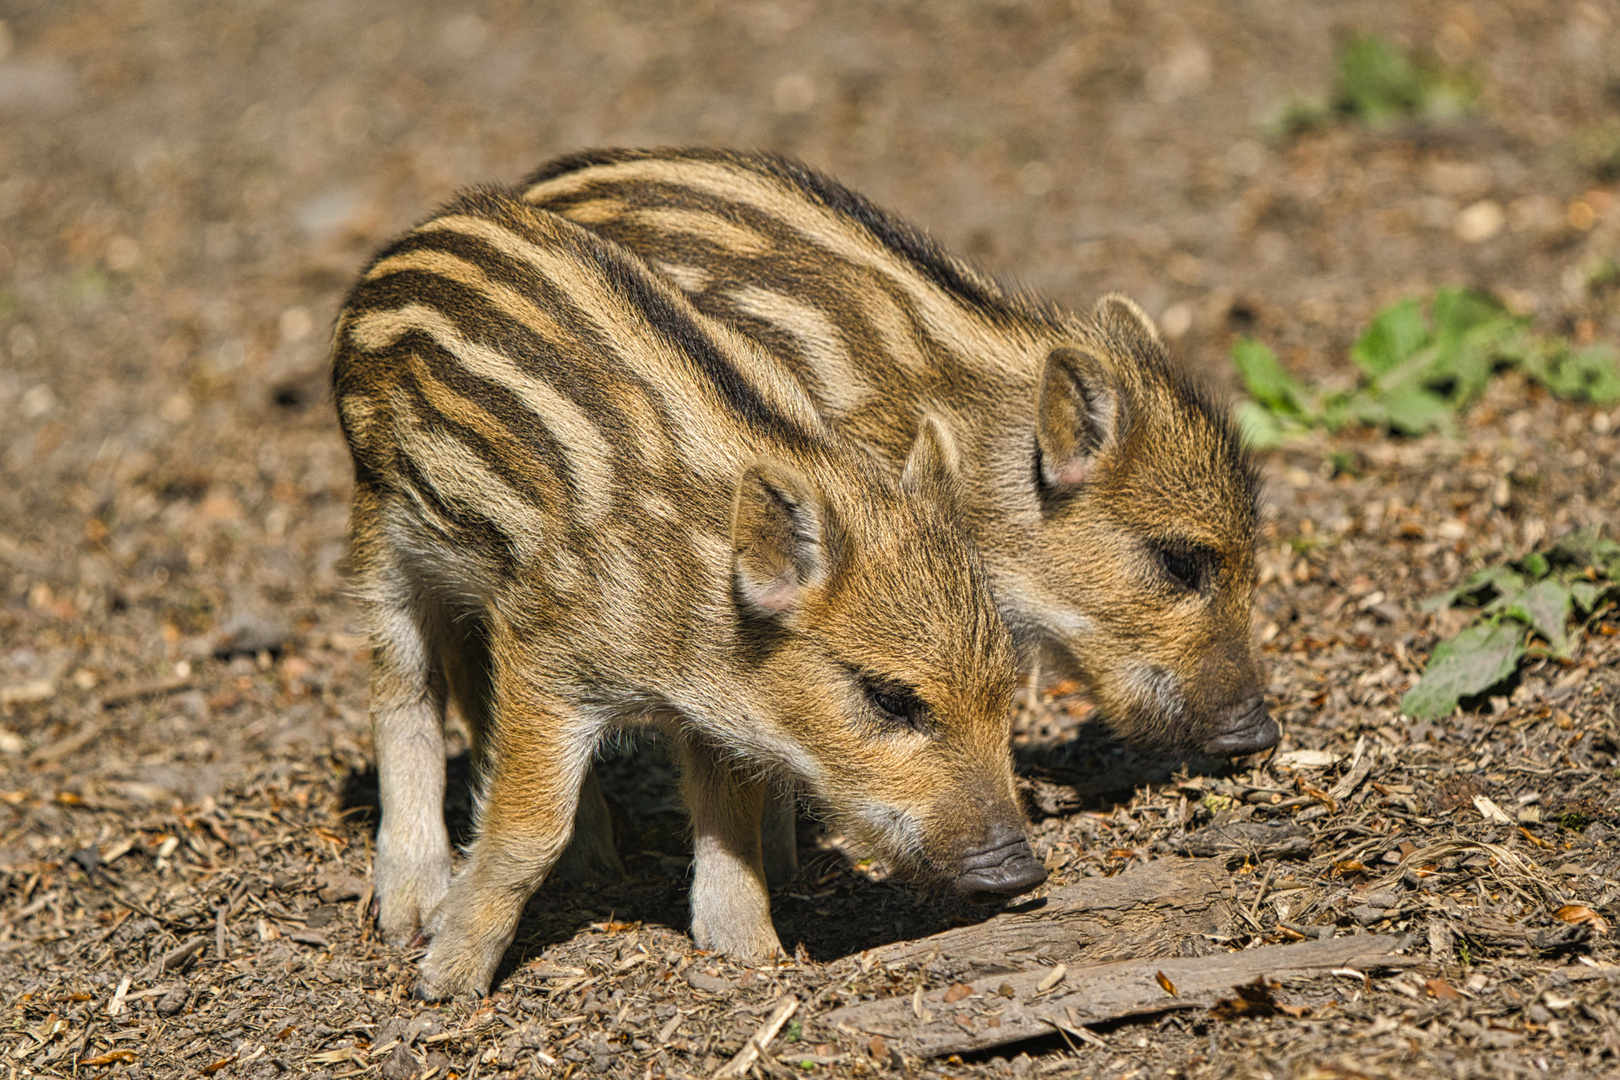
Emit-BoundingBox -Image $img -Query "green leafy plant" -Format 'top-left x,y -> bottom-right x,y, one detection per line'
1267,33 -> 1477,139
1401,529 -> 1620,719
1234,288 -> 1620,448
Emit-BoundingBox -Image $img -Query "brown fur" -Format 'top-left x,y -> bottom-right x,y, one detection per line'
332,187 -> 1040,997
525,149 -> 1274,757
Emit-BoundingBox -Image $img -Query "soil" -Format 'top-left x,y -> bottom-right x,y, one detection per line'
3,2 -> 1620,1078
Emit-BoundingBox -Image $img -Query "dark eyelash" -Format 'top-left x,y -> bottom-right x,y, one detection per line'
863,678 -> 929,732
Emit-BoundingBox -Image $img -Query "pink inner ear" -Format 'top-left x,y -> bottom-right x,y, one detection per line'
1049,456 -> 1092,487
748,573 -> 800,614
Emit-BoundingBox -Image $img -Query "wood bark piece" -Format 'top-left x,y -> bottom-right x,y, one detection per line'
827,934 -> 1405,1059
869,857 -> 1233,981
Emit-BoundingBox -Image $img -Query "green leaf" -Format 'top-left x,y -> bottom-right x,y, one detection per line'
1522,551 -> 1549,579
1506,579 -> 1573,657
1401,620 -> 1527,719
1234,400 -> 1290,449
1431,287 -> 1504,338
1352,298 -> 1428,378
1334,34 -> 1422,124
1420,563 -> 1525,612
1551,527 -> 1620,574
1545,344 -> 1620,404
1570,580 -> 1601,615
1232,338 -> 1307,415
1379,387 -> 1454,435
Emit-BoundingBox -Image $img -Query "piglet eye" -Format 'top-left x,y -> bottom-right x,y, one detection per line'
863,679 -> 929,732
1156,544 -> 1212,592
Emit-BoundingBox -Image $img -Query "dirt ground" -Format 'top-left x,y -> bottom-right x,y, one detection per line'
4,1 -> 1620,1077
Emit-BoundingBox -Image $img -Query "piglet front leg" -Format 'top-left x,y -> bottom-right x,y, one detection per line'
416,693 -> 596,999
673,732 -> 784,962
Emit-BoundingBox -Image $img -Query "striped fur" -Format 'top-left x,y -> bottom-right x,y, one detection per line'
334,188 -> 1042,998
526,149 -> 1276,757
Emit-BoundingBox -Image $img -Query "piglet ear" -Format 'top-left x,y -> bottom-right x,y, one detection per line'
900,413 -> 963,516
732,460 -> 830,617
1034,346 -> 1122,490
1093,293 -> 1164,348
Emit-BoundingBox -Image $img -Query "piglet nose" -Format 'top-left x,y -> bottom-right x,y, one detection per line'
1202,696 -> 1278,756
956,821 -> 1046,902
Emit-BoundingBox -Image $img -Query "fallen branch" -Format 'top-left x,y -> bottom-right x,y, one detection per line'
869,857 -> 1233,982
828,934 -> 1404,1059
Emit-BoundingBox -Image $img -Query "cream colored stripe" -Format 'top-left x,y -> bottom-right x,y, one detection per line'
527,159 -> 1031,373
385,386 -> 538,555
724,284 -> 870,414
405,350 -> 558,500
420,213 -> 816,472
349,301 -> 614,522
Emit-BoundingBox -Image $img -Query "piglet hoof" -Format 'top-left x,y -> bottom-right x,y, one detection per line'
413,944 -> 495,1001
691,919 -> 784,964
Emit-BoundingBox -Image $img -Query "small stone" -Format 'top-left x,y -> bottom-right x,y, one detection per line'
380,1044 -> 421,1080
1350,904 -> 1385,927
1454,199 -> 1505,243
317,870 -> 367,903
405,1013 -> 443,1044
213,614 -> 289,660
155,983 -> 189,1016
1363,888 -> 1401,910
685,969 -> 734,993
304,905 -> 339,928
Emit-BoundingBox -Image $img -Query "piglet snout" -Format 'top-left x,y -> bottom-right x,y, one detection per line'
955,822 -> 1046,902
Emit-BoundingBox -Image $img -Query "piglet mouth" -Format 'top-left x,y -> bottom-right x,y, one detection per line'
955,828 -> 1047,903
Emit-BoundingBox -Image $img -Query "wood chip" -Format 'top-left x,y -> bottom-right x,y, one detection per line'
713,996 -> 798,1078
105,976 -> 131,1017
96,674 -> 195,709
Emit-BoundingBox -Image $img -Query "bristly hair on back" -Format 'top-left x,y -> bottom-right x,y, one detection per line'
524,147 -> 1071,334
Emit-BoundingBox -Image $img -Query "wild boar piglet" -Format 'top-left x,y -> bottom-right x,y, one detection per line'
332,188 -> 1043,998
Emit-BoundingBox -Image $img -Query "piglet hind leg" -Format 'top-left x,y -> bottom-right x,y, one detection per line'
674,733 -> 784,962
366,587 -> 454,948
415,696 -> 594,1000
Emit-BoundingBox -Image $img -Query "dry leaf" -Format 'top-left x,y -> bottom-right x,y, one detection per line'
81,1050 -> 138,1066
943,983 -> 973,1003
867,1035 -> 886,1060
1425,977 -> 1462,1000
1037,963 -> 1068,993
1275,749 -> 1340,769
1155,971 -> 1178,997
1554,905 -> 1612,935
